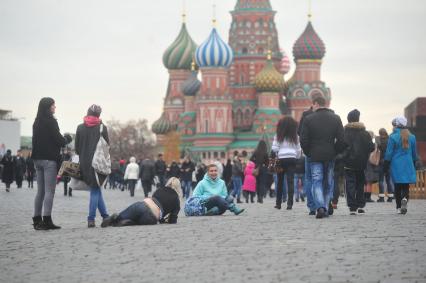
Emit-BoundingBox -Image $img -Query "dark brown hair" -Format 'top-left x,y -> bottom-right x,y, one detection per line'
276,116 -> 298,144
312,96 -> 326,107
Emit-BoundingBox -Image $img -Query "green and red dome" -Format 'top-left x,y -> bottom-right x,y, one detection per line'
152,113 -> 172,135
293,21 -> 325,60
163,23 -> 198,70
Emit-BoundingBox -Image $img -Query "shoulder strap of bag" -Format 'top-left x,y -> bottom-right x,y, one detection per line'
99,124 -> 103,134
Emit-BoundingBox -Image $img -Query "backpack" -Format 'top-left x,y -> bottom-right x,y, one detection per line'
184,196 -> 206,216
92,124 -> 111,185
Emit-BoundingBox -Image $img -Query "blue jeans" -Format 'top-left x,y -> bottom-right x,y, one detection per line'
231,176 -> 242,199
274,174 -> 287,201
304,157 -> 315,212
204,195 -> 233,215
294,173 -> 305,200
88,187 -> 109,221
118,201 -> 158,225
181,180 -> 192,199
311,161 -> 335,212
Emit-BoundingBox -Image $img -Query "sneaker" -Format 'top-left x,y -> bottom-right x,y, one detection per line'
387,197 -> 393,203
349,208 -> 357,215
316,208 -> 325,219
286,206 -> 292,210
396,208 -> 401,214
377,197 -> 385,203
357,209 -> 365,214
401,198 -> 408,214
274,204 -> 282,210
88,220 -> 96,228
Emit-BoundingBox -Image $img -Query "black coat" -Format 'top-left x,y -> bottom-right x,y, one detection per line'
32,117 -> 69,163
75,123 -> 109,188
300,108 -> 345,162
1,154 -> 14,184
342,122 -> 375,171
14,156 -> 26,178
155,159 -> 167,176
180,161 -> 195,182
297,107 -> 314,136
140,159 -> 155,181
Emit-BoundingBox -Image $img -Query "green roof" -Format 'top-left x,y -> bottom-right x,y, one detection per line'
229,140 -> 259,149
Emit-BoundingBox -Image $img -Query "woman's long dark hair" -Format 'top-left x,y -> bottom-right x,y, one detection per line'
35,97 -> 55,121
276,116 -> 298,144
253,140 -> 268,163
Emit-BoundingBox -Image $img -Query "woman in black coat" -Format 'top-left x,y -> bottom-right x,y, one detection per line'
1,150 -> 14,191
75,104 -> 110,228
32,97 -> 72,230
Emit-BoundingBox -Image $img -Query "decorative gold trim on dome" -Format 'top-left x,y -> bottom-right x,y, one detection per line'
296,59 -> 322,63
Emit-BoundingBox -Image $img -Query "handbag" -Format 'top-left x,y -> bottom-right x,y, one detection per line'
92,124 -> 111,185
369,144 -> 380,166
58,161 -> 81,179
268,141 -> 283,173
252,167 -> 259,177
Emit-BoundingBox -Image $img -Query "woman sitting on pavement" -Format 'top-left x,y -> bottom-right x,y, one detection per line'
185,164 -> 244,216
101,177 -> 182,227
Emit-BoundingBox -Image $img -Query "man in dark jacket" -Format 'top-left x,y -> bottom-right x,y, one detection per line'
300,96 -> 345,219
1,149 -> 14,192
298,106 -> 316,215
140,156 -> 156,197
155,154 -> 167,188
14,150 -> 26,188
343,109 -> 375,215
180,156 -> 195,198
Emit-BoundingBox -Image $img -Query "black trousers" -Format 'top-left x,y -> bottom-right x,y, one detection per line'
204,196 -> 231,215
394,183 -> 410,209
16,176 -> 23,188
141,180 -> 152,197
345,169 -> 366,210
256,165 -> 267,201
276,158 -> 296,207
128,179 -> 137,197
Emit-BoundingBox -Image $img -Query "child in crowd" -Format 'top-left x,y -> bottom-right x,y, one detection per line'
242,161 -> 256,203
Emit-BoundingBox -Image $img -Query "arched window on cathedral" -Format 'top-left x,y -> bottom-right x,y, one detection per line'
244,109 -> 251,126
240,74 -> 245,85
242,47 -> 248,54
258,47 -> 264,54
236,109 -> 243,127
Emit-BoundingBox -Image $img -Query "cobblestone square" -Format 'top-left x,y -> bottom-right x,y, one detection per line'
1,183 -> 425,283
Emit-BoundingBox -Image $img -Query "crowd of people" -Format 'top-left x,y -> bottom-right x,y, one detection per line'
0,96 -> 421,230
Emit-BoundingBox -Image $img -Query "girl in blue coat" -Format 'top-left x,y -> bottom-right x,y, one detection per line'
384,116 -> 418,214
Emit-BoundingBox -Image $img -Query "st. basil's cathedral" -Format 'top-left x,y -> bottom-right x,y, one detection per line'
152,0 -> 330,161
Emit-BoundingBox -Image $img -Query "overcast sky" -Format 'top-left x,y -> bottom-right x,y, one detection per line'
1,0 -> 425,136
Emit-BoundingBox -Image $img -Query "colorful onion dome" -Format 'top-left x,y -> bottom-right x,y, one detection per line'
279,49 -> 291,74
163,23 -> 198,70
235,0 -> 272,11
195,28 -> 234,68
254,52 -> 285,92
293,21 -> 326,60
182,69 -> 201,96
151,114 -> 172,135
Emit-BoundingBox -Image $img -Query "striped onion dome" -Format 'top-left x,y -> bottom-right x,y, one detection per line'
254,55 -> 285,93
195,28 -> 233,68
293,21 -> 326,60
182,70 -> 201,96
279,50 -> 291,75
151,114 -> 172,135
163,23 -> 198,70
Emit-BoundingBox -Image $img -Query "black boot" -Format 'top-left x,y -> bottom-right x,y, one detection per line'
365,192 -> 374,202
43,216 -> 61,230
32,216 -> 47,230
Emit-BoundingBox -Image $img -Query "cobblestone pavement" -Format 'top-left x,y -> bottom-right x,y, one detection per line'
1,182 -> 425,283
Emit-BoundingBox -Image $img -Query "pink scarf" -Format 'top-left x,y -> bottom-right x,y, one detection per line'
83,116 -> 101,127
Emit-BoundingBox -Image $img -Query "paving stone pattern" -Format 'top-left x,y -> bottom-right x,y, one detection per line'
1,182 -> 425,283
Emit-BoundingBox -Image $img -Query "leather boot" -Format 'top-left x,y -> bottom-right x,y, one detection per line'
43,216 -> 61,230
32,216 -> 47,230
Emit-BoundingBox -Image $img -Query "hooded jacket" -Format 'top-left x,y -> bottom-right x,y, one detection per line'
343,122 -> 375,170
124,157 -> 139,180
242,161 -> 256,192
192,173 -> 228,199
75,117 -> 109,188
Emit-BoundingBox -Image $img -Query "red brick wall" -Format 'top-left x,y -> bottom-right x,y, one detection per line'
418,141 -> 426,164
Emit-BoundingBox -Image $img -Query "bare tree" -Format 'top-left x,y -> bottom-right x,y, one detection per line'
106,118 -> 156,160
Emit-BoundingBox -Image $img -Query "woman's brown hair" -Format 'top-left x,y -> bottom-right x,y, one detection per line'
276,116 -> 298,144
401,129 -> 410,149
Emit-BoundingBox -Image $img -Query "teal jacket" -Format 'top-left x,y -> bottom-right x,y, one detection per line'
192,174 -> 228,199
384,128 -> 417,184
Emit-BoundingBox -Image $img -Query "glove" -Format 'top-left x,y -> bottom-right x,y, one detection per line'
64,134 -> 73,144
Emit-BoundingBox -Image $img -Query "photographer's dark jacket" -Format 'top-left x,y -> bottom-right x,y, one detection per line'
343,122 -> 375,171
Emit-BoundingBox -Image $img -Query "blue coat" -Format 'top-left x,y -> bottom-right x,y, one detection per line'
384,128 -> 417,184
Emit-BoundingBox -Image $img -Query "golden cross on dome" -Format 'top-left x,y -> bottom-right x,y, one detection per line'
212,1 -> 217,27
308,0 -> 312,20
182,0 -> 186,23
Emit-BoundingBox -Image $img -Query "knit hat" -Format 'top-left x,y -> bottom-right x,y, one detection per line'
87,104 -> 102,117
392,116 -> 407,128
347,109 -> 360,123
